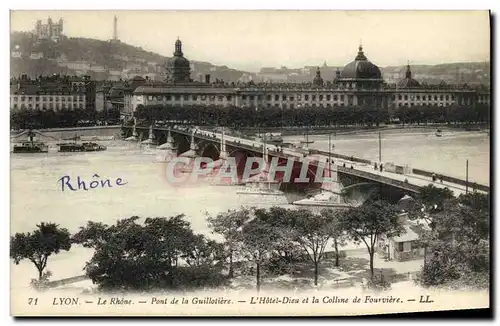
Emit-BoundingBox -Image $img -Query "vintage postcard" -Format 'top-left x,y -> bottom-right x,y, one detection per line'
9,10 -> 491,317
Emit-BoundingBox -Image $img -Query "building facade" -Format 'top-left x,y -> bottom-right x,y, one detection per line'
10,75 -> 95,111
122,40 -> 488,117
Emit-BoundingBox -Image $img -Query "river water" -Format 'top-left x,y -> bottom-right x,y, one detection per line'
10,128 -> 489,289
286,128 -> 490,186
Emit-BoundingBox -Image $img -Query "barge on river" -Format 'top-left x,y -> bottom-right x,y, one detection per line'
58,142 -> 107,152
58,135 -> 107,152
12,130 -> 49,153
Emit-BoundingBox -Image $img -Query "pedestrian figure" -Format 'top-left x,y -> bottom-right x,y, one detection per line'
374,162 -> 378,170
432,173 -> 436,182
380,164 -> 383,172
350,165 -> 354,169
343,163 -> 346,168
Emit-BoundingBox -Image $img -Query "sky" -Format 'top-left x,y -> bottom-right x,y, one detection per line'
10,10 -> 491,72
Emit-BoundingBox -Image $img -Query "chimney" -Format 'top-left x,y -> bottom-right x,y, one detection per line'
205,74 -> 210,84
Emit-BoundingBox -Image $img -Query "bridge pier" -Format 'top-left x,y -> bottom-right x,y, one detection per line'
190,131 -> 198,151
219,129 -> 228,160
155,129 -> 177,162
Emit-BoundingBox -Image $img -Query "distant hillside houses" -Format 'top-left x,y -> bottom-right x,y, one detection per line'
9,28 -> 490,88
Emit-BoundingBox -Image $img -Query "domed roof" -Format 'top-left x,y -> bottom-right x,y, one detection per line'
397,63 -> 420,88
313,67 -> 324,86
167,55 -> 190,68
340,45 -> 382,80
164,38 -> 192,83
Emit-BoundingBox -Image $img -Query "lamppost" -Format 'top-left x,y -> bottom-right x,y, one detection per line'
465,159 -> 469,194
378,131 -> 382,162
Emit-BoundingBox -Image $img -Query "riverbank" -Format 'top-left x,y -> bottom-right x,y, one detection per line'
10,122 -> 489,141
238,123 -> 490,137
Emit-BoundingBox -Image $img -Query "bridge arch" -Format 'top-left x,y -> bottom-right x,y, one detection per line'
173,134 -> 191,155
199,142 -> 221,161
340,182 -> 380,206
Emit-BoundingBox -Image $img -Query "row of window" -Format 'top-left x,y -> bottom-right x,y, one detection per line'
243,94 -> 349,102
12,96 -> 85,102
265,102 -> 465,109
147,94 -> 232,102
396,94 -> 454,101
145,94 -> 353,102
144,93 -> 468,103
13,103 -> 85,109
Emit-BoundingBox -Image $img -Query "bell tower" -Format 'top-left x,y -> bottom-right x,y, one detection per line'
174,37 -> 183,56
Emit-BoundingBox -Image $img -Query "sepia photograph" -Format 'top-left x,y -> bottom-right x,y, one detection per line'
8,9 -> 491,317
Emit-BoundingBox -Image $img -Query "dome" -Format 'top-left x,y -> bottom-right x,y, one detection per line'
313,67 -> 324,86
397,63 -> 420,88
164,38 -> 191,83
166,55 -> 190,68
397,78 -> 420,88
340,45 -> 382,80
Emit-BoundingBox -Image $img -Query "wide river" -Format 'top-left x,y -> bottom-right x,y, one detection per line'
10,128 -> 489,289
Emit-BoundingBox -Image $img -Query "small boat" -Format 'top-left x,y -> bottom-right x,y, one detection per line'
300,129 -> 314,145
13,141 -> 49,153
12,130 -> 49,153
258,133 -> 283,145
435,129 -> 442,137
300,140 -> 315,145
292,191 -> 352,208
58,142 -> 106,152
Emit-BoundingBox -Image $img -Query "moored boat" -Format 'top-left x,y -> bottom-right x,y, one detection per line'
58,142 -> 106,152
258,133 -> 283,145
13,141 -> 49,153
12,130 -> 49,153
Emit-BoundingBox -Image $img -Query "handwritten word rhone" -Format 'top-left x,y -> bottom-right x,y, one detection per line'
58,174 -> 127,192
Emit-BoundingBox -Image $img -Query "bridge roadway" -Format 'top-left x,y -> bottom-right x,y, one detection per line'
144,125 -> 488,197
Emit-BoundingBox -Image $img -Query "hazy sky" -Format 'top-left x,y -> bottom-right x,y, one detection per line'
10,10 -> 490,72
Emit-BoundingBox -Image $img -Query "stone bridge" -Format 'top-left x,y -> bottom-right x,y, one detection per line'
123,124 -> 488,199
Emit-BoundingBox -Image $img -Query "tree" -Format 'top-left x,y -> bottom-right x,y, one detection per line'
321,208 -> 348,267
420,191 -> 490,289
72,221 -> 109,248
10,222 -> 72,281
207,208 -> 252,278
238,218 -> 280,292
182,234 -> 225,268
252,207 -> 302,264
283,209 -> 340,286
80,215 -> 228,291
340,200 -> 404,280
417,184 -> 455,212
407,184 -> 455,226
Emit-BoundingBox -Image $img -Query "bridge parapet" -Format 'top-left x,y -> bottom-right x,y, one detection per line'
337,165 -> 421,194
